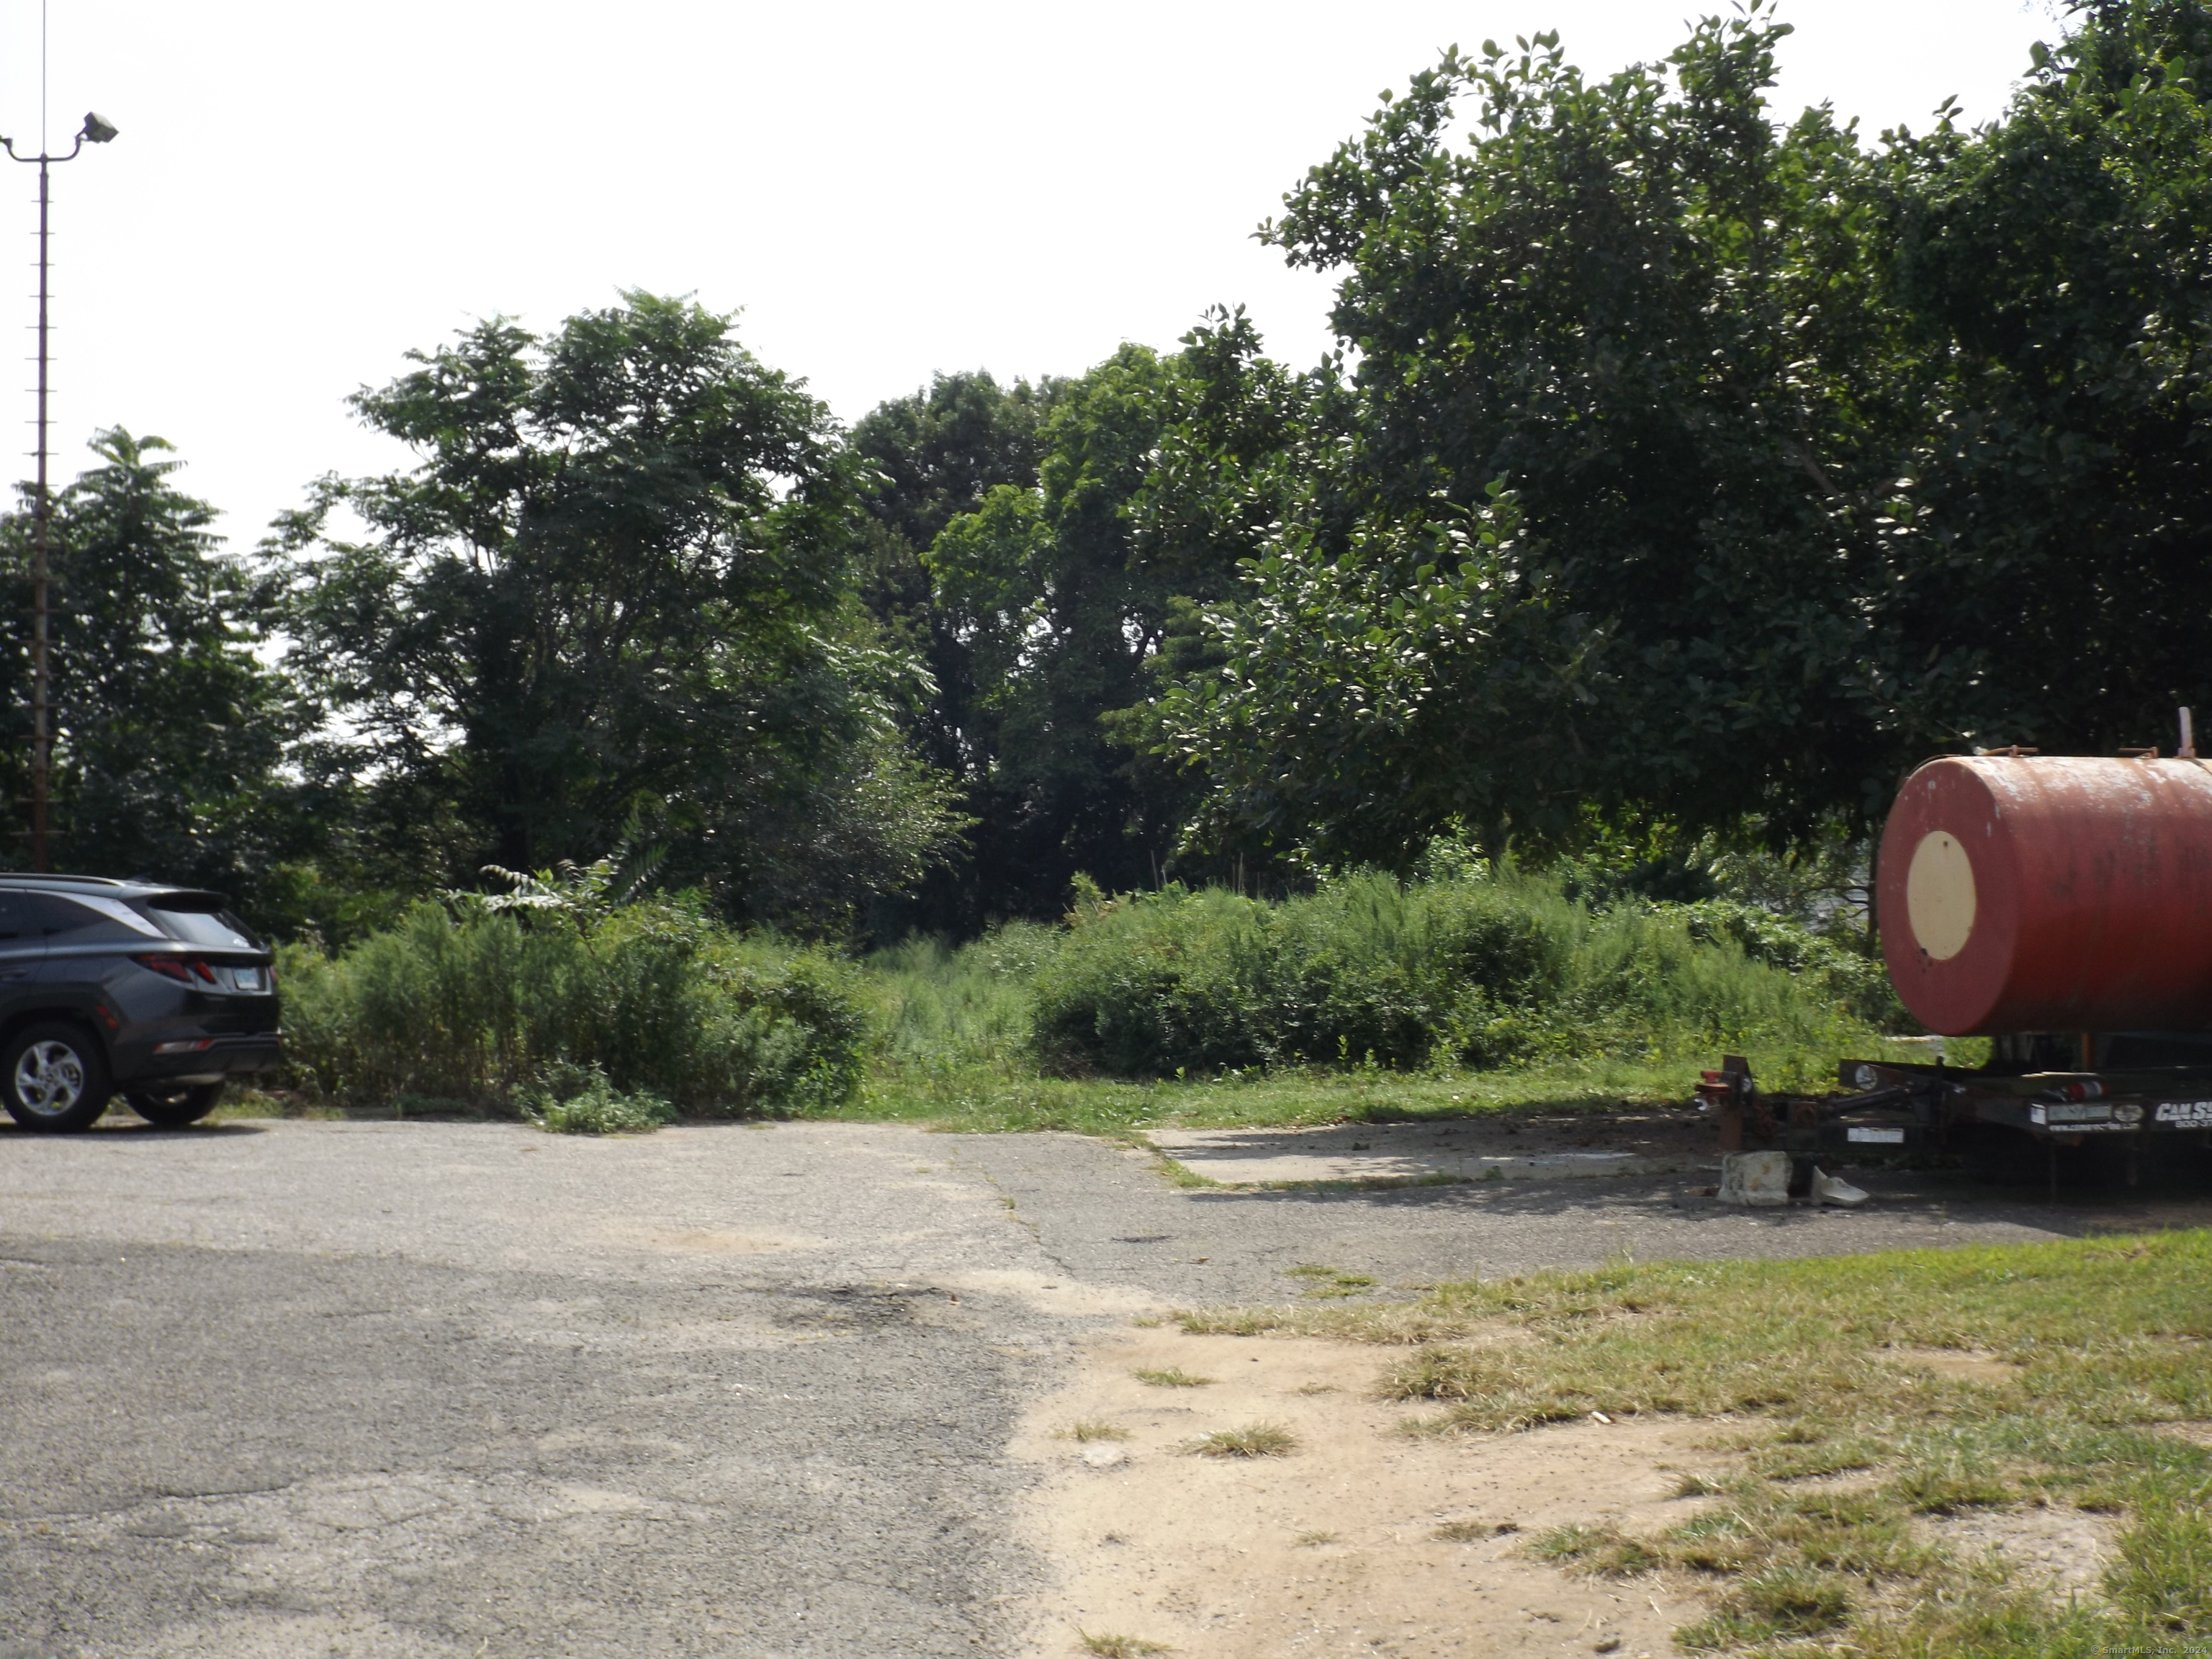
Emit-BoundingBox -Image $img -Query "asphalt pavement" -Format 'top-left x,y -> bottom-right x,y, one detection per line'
1,1118 -> 2204,1658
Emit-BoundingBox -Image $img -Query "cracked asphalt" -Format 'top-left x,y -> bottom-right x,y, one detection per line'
2,1118 -> 2205,1658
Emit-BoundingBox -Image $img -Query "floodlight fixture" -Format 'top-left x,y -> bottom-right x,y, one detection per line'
81,112 -> 117,145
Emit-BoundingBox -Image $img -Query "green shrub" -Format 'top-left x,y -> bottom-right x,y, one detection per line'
866,922 -> 1055,1071
519,1061 -> 677,1135
277,896 -> 866,1115
1665,898 -> 1906,1027
1026,869 -> 1888,1079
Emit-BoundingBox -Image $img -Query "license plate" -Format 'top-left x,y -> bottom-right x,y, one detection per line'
2032,1102 -> 2113,1125
1847,1126 -> 1905,1144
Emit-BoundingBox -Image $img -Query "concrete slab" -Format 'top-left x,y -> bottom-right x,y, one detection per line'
1147,1118 -> 1696,1185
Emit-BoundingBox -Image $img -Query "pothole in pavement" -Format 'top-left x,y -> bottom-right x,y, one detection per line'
770,1282 -> 940,1333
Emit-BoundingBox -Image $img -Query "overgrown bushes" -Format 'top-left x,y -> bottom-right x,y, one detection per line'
866,922 -> 1057,1074
274,865 -> 1897,1113
279,898 -> 866,1115
1024,871 -> 1889,1078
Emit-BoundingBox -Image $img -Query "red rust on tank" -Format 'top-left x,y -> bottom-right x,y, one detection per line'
1877,755 -> 2212,1035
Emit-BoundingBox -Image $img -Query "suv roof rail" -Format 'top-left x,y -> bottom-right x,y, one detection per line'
0,872 -> 130,886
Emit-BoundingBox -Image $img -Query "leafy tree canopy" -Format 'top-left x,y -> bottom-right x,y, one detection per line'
0,430 -> 309,893
274,292 -> 958,927
1156,0 -> 2212,871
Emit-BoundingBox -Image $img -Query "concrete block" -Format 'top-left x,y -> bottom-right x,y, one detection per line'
1717,1150 -> 1792,1207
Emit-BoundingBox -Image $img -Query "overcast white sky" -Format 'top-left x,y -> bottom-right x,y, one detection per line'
0,1 -> 2062,547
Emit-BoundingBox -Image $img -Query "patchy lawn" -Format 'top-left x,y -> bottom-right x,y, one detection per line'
834,1035 -> 1959,1140
1178,1230 -> 2212,1655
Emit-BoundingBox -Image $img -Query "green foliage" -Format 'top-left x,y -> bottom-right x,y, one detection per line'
1162,6 -> 1917,856
1889,0 -> 2212,758
851,371 -> 1061,937
271,292 -> 958,927
1153,0 -> 2212,871
0,430 -> 313,904
1027,868 -> 1885,1079
519,1061 -> 677,1135
1667,899 -> 1902,1026
917,345 -> 1199,917
865,922 -> 1056,1073
277,896 -> 866,1115
852,369 -> 1061,557
854,318 -> 1320,931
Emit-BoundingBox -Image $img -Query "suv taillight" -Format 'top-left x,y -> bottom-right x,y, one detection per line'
134,954 -> 217,984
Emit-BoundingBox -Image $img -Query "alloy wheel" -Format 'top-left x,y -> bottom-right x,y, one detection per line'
14,1040 -> 86,1119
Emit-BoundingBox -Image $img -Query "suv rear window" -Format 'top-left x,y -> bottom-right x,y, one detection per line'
26,893 -> 168,945
147,906 -> 260,949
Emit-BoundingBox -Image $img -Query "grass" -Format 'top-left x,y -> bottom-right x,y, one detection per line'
1078,1635 -> 1173,1658
279,898 -> 868,1118
1028,872 -> 1907,1078
1134,1367 -> 1213,1388
1056,1420 -> 1131,1443
1286,1264 -> 1379,1298
288,867 -> 1970,1137
1172,1230 -> 2212,1654
1294,1529 -> 1341,1546
295,871 -> 1964,1137
844,873 -> 1966,1138
833,1041 -> 1963,1139
1184,1423 -> 1298,1458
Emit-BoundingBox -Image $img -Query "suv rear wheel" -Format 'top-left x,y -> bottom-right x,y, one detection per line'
127,1082 -> 224,1127
1,1022 -> 112,1133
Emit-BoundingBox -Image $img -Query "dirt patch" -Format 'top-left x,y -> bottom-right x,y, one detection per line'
1881,1346 -> 2023,1385
944,1269 -> 1165,1318
1928,1505 -> 2117,1600
2156,1421 -> 2212,1447
1014,1326 -> 1717,1657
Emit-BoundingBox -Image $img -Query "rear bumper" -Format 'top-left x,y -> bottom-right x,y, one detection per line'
114,1033 -> 282,1086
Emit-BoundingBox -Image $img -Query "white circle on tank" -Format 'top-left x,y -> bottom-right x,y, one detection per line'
1906,830 -> 1977,961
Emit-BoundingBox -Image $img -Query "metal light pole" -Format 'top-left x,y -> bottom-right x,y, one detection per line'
1,111 -> 117,872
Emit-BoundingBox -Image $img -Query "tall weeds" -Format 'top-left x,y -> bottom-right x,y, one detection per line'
279,898 -> 866,1114
1024,870 -> 1889,1079
866,922 -> 1053,1074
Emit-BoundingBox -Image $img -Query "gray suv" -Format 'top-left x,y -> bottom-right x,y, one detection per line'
0,875 -> 282,1132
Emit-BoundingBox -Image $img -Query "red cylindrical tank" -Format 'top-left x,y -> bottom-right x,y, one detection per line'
1878,755 -> 2212,1035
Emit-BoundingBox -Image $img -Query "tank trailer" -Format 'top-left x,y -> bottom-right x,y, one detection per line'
1699,732 -> 2212,1192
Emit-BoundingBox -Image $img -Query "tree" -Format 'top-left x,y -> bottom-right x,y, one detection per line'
275,292 -> 958,926
915,349 -> 1183,918
1882,0 -> 2212,757
922,338 -> 1315,918
848,372 -> 1056,932
1154,5 -> 2110,867
0,430 -> 309,894
852,369 -> 1061,559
